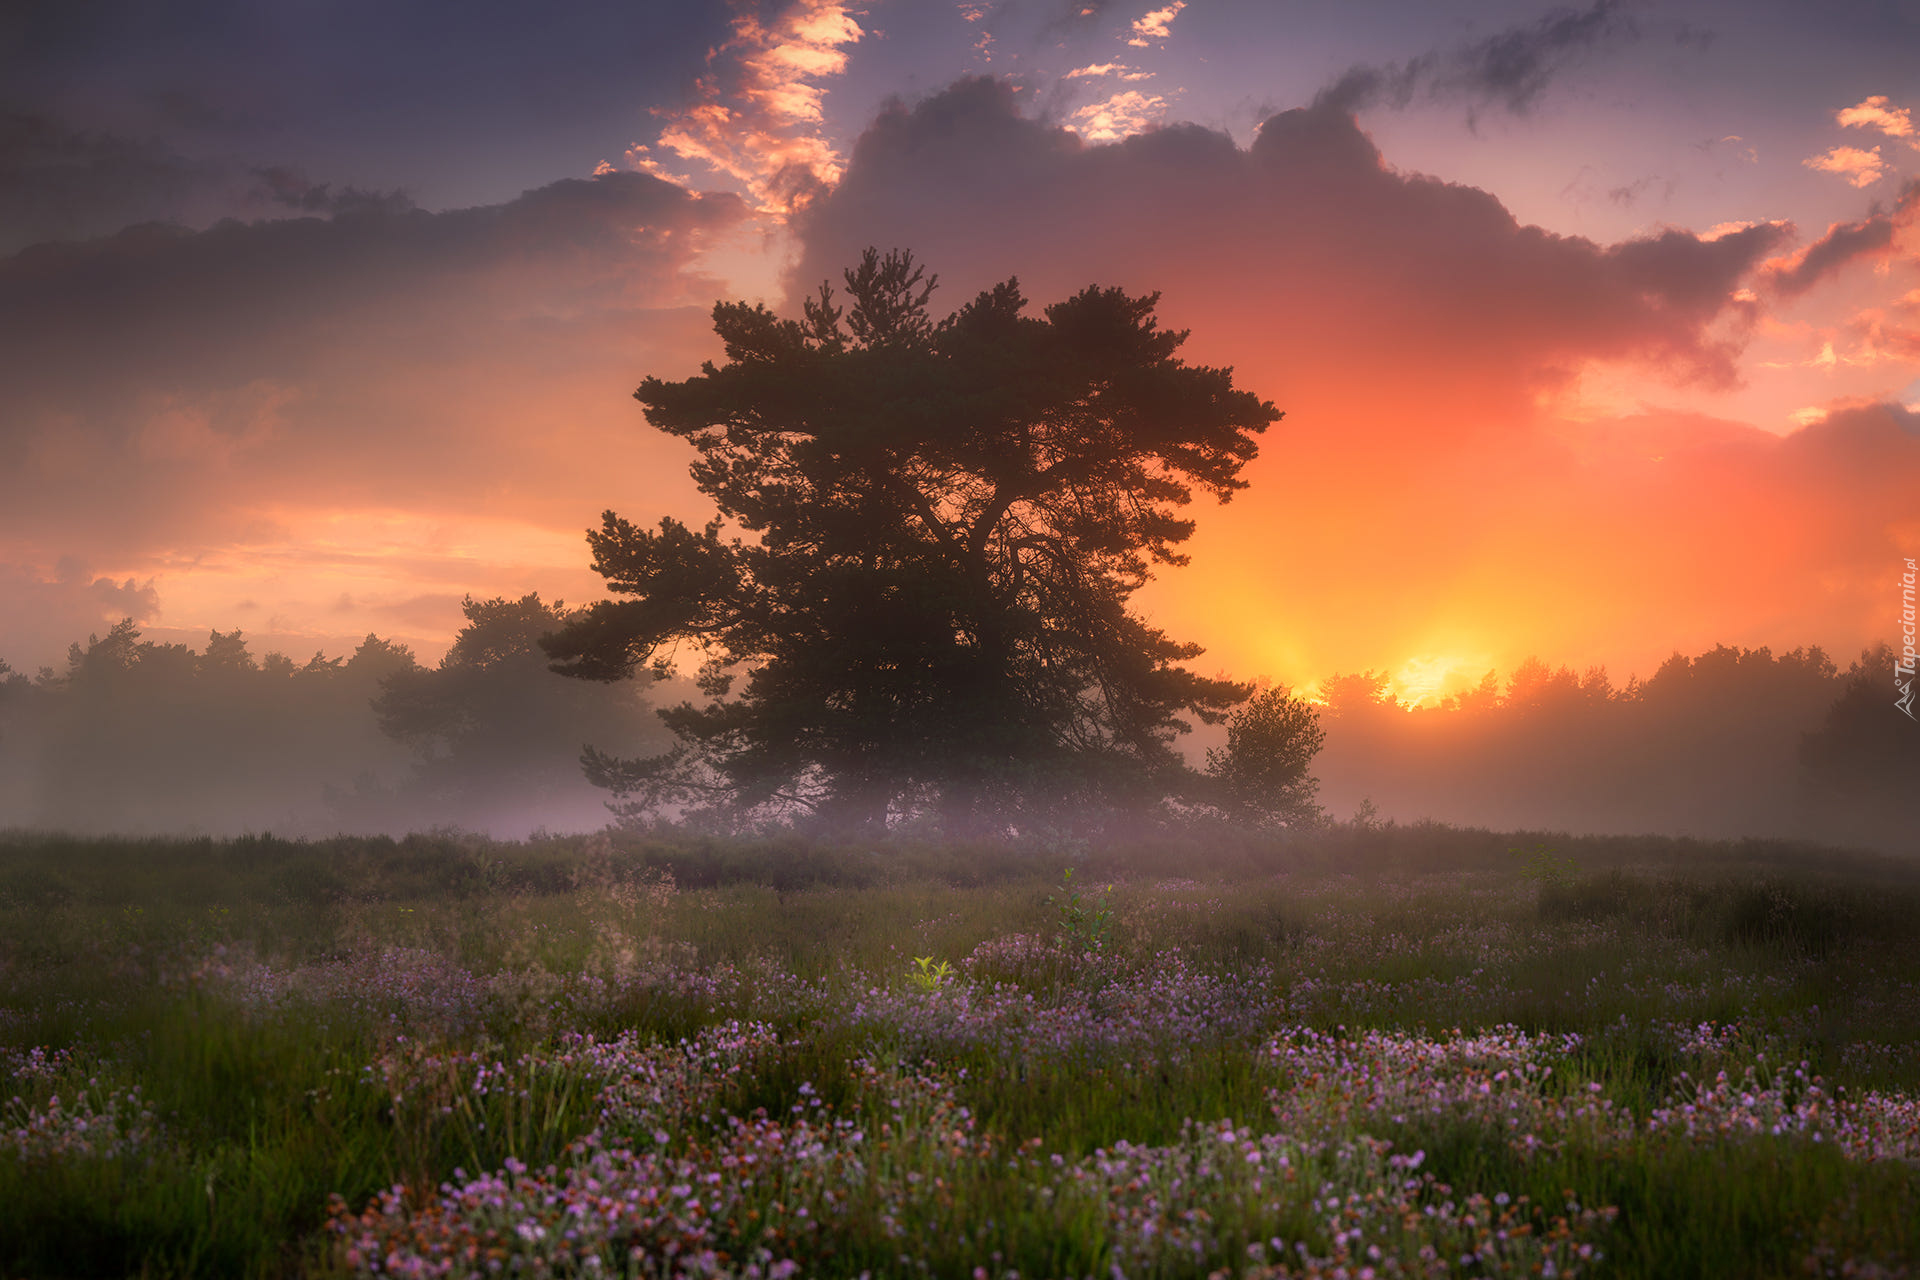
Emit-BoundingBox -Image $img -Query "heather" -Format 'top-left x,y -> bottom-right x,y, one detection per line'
2,827 -> 1918,1277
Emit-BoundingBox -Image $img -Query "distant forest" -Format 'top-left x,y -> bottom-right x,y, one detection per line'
0,606 -> 1910,849
0,595 -> 669,838
1308,644 -> 1913,852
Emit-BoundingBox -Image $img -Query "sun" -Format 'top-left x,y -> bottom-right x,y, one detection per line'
1390,653 -> 1496,709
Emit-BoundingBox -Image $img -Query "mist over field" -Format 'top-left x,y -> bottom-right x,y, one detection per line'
1,616 -> 1911,851
0,599 -> 677,840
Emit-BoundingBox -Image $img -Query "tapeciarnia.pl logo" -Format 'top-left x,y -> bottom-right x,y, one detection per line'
1899,557 -> 1917,720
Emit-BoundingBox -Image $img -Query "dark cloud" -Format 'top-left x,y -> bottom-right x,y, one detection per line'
1442,0 -> 1633,112
1769,215 -> 1894,298
249,167 -> 414,218
1313,58 -> 1432,116
1040,0 -> 1123,36
0,0 -> 731,217
1606,175 -> 1670,207
0,111 -> 427,255
0,111 -> 223,254
0,170 -> 746,414
1315,1 -> 1638,118
946,0 -> 1123,41
1779,400 -> 1920,484
1765,180 -> 1919,298
797,77 -> 1786,400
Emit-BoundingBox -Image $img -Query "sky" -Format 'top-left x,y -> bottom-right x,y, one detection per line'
3,0 -> 1918,705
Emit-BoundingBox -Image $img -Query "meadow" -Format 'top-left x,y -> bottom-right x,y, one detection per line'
2,825 -> 1917,1278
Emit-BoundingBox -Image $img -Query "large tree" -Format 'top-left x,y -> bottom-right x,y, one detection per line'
545,249 -> 1281,834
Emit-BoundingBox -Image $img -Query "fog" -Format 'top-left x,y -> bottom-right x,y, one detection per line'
2,607 -> 1910,849
1306,644 -> 1916,853
0,595 -> 672,839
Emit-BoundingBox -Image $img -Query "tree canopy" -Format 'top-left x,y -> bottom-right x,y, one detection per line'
374,593 -> 669,828
544,249 -> 1284,835
1205,685 -> 1325,830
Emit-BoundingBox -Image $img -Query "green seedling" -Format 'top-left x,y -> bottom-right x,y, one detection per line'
1047,867 -> 1114,952
908,954 -> 954,993
1511,842 -> 1580,888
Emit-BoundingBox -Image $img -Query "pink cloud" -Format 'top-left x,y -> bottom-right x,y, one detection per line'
1127,1 -> 1185,47
644,0 -> 866,216
0,560 -> 160,671
1070,89 -> 1169,142
1804,145 -> 1889,188
1066,62 -> 1153,82
1847,292 -> 1920,366
1837,95 -> 1914,139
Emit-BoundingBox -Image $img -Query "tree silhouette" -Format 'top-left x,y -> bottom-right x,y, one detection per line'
1800,644 -> 1920,839
1302,641 -> 1862,843
199,627 -> 257,677
0,658 -> 22,751
545,249 -> 1282,834
342,634 -> 419,688
1318,670 -> 1399,719
1205,685 -> 1325,829
1,621 -> 424,833
377,593 -> 667,828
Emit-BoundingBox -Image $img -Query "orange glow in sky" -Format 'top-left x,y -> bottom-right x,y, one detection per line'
3,4 -> 1919,698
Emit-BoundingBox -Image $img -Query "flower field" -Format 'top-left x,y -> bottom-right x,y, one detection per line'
2,828 -> 1918,1277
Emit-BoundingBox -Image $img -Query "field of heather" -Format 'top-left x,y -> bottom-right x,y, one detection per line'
2,828 -> 1918,1278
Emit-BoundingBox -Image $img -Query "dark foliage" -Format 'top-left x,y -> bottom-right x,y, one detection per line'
0,606 -> 669,838
0,622 -> 420,834
1204,685 -> 1325,829
1801,643 -> 1920,841
1308,642 -> 1918,852
372,593 -> 669,831
545,249 -> 1283,835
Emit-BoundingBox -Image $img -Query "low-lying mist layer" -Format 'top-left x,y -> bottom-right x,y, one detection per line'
1,621 -> 1913,849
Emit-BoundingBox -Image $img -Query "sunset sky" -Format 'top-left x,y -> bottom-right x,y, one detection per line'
3,0 -> 1917,704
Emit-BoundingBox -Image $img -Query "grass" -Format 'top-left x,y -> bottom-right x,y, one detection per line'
0,825 -> 1917,1277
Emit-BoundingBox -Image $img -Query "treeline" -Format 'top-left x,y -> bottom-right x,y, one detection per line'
0,595 -> 669,837
1,623 -> 1912,849
1309,644 -> 1916,852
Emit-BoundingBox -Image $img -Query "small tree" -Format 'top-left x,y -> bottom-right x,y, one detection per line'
1205,685 -> 1326,829
375,594 -> 666,826
545,249 -> 1282,834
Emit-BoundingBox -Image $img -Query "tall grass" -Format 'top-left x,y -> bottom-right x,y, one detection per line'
2,825 -> 1917,1277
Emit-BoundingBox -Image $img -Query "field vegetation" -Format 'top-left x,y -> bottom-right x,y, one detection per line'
2,825 -> 1917,1277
